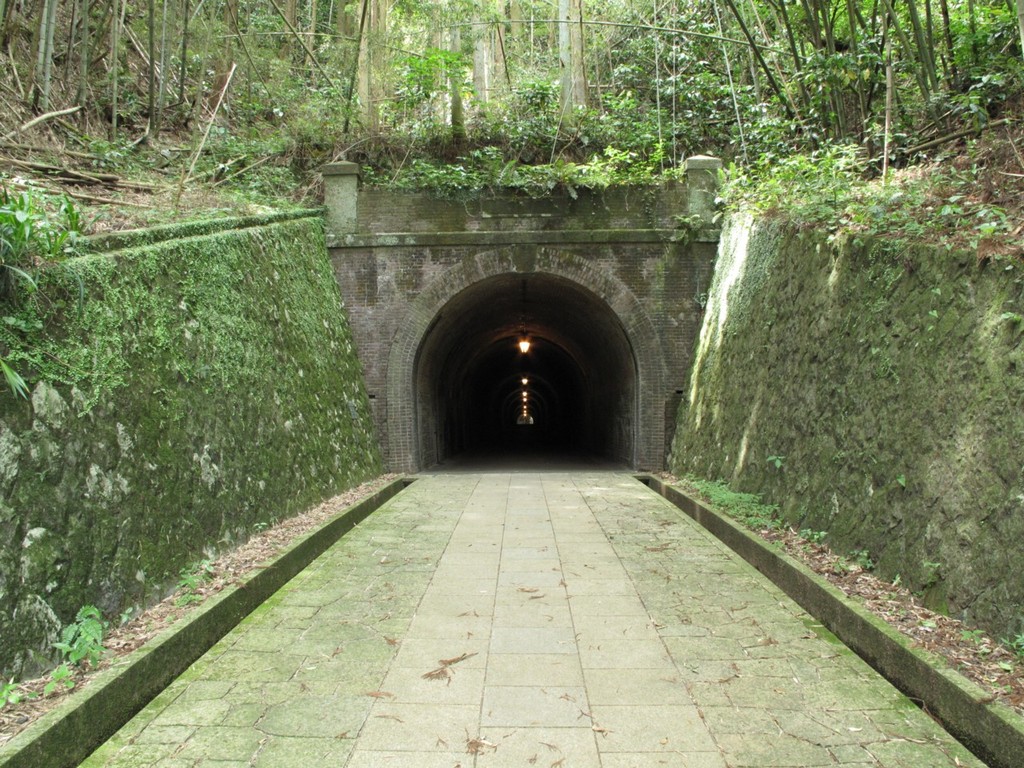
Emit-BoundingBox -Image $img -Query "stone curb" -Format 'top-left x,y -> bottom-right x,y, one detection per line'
638,474 -> 1023,768
0,478 -> 410,768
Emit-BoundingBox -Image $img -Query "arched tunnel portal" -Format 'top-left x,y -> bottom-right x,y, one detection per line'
328,183 -> 720,475
381,247 -> 674,473
413,273 -> 638,468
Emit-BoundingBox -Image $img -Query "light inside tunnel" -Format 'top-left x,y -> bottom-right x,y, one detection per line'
411,273 -> 638,468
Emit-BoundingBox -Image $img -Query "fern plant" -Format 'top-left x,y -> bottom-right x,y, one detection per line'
53,604 -> 107,668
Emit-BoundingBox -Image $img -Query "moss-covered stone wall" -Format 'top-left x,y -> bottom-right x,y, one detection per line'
671,214 -> 1024,639
0,213 -> 381,678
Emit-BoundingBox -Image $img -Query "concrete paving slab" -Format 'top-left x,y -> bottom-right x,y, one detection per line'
475,726 -> 601,766
81,472 -> 984,767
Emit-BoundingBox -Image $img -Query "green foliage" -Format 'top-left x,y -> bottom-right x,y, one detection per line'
849,549 -> 875,571
799,528 -> 828,544
686,476 -> 782,531
921,560 -> 943,588
175,559 -> 214,607
43,664 -> 75,697
719,139 -> 1021,255
0,188 -> 86,398
1002,632 -> 1024,660
52,605 -> 107,669
961,628 -> 986,645
0,189 -> 82,272
0,678 -> 35,708
396,48 -> 467,110
766,455 -> 785,469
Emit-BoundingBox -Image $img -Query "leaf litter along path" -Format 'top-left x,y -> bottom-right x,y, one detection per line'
0,475 -> 399,748
663,473 -> 1024,716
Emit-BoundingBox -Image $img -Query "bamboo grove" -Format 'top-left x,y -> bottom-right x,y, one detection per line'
1,0 -> 1021,178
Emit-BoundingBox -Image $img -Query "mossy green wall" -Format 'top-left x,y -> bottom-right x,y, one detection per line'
0,214 -> 381,678
671,214 -> 1024,638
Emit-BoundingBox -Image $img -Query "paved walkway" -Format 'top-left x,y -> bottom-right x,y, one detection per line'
84,473 -> 982,767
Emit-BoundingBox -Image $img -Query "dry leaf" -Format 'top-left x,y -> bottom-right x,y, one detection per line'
422,666 -> 453,682
364,690 -> 394,699
440,652 -> 478,667
466,736 -> 498,754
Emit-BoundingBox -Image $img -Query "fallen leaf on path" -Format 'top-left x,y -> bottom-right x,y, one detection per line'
466,736 -> 498,754
423,651 -> 479,681
440,652 -> 478,666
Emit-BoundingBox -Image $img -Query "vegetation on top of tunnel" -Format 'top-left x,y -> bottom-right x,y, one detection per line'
0,0 -> 1022,240
718,134 -> 1024,259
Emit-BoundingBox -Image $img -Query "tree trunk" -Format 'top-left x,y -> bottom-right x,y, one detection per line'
904,0 -> 939,92
111,0 -> 120,136
39,0 -> 58,110
343,0 -> 368,133
569,0 -> 585,106
179,0 -> 190,105
147,0 -> 156,136
213,0 -> 236,100
355,0 -> 374,129
558,0 -> 585,113
30,0 -> 54,109
338,0 -> 352,37
509,0 -> 523,37
369,0 -> 387,125
1016,0 -> 1024,66
156,0 -> 170,126
76,0 -> 90,107
449,26 -> 465,145
0,0 -> 8,47
308,0 -> 319,80
25,0 -> 45,102
473,22 -> 491,102
938,0 -> 957,84
282,0 -> 297,57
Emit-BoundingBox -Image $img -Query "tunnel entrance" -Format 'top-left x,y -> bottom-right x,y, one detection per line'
413,273 -> 637,469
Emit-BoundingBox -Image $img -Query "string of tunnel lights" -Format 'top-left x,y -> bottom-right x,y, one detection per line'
517,329 -> 534,425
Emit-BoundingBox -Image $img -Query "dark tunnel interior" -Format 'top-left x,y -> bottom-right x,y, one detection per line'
413,273 -> 637,469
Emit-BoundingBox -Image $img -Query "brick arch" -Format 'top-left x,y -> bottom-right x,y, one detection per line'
385,247 -> 668,472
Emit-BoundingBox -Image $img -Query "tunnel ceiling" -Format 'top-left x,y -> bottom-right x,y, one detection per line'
414,273 -> 638,465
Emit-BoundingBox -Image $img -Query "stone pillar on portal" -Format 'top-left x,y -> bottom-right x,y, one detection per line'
322,161 -> 359,241
684,155 -> 723,228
